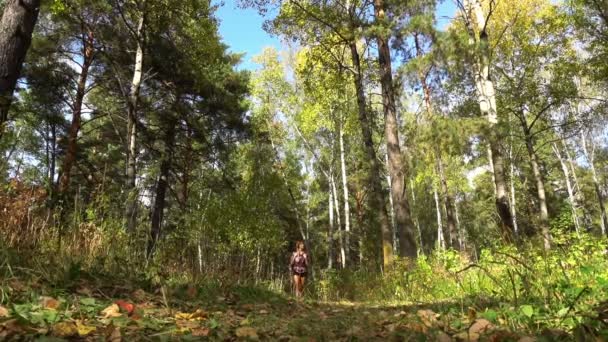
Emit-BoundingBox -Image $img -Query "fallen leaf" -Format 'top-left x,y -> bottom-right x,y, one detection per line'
467,307 -> 477,321
469,319 -> 493,335
192,327 -> 211,337
0,306 -> 9,318
346,326 -> 362,336
176,319 -> 200,329
454,331 -> 480,342
241,304 -> 255,311
236,326 -> 258,340
101,304 -> 122,318
76,320 -> 96,336
187,285 -> 198,299
76,287 -> 93,296
51,321 -> 78,337
437,331 -> 453,342
175,309 -> 207,320
517,337 -> 536,342
394,311 -> 407,318
132,289 -> 147,302
417,309 -> 439,328
405,322 -> 428,334
107,326 -> 121,342
115,300 -> 135,315
487,330 -> 519,341
40,296 -> 60,310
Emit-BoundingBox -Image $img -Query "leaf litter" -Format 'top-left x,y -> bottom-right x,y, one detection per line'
0,279 -> 602,341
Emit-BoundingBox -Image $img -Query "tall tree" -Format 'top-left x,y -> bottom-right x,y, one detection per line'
0,0 -> 41,138
457,0 -> 514,241
373,0 -> 417,259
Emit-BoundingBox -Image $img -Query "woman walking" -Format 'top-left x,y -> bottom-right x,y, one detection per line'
290,241 -> 308,298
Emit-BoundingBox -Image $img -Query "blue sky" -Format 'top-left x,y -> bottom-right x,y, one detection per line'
214,0 -> 457,70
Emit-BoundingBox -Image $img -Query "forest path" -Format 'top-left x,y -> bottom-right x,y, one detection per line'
0,277 -> 557,341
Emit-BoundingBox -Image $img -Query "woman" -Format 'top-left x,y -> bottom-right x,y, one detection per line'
289,241 -> 308,298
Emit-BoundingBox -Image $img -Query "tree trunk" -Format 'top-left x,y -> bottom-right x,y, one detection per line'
147,115 -> 177,259
57,29 -> 95,193
509,139 -> 519,236
437,156 -> 458,250
581,133 -> 607,235
338,118 -> 351,264
553,143 -> 580,235
125,7 -> 146,232
434,186 -> 445,250
0,0 -> 41,137
564,140 -> 587,226
330,172 -> 345,268
373,0 -> 417,259
386,153 -> 396,252
463,0 -> 515,241
522,122 -> 550,249
328,181 -> 334,269
349,41 -> 393,268
410,177 -> 423,253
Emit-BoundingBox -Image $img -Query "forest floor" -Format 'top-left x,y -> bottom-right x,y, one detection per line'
0,275 -> 585,341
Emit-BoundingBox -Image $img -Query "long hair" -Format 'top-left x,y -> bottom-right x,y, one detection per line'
295,240 -> 305,252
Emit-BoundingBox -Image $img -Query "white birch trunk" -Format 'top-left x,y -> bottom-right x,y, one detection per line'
339,119 -> 351,265
328,183 -> 334,269
331,173 -> 345,269
434,187 -> 445,250
553,143 -> 580,235
509,142 -> 519,235
125,4 -> 146,232
581,133 -> 607,235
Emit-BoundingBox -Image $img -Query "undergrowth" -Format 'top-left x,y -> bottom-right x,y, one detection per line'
313,230 -> 608,335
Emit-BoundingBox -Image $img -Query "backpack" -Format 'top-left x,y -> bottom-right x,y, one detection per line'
291,252 -> 307,274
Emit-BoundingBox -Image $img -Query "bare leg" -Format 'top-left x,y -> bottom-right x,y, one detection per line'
299,276 -> 306,297
292,274 -> 300,297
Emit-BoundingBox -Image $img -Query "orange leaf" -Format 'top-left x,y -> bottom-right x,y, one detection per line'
115,300 -> 135,315
0,306 -> 9,318
39,296 -> 60,310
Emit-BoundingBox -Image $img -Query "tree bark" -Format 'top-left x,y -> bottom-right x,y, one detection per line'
437,157 -> 458,250
125,5 -> 146,232
328,173 -> 335,269
553,143 -> 580,235
521,121 -> 550,249
57,29 -> 95,193
338,118 -> 351,264
349,41 -> 393,268
434,186 -> 445,250
373,0 -> 417,259
463,0 -> 515,241
385,153 -> 396,252
0,0 -> 41,137
147,115 -> 177,259
581,133 -> 607,235
508,135 -> 519,237
330,171 -> 345,268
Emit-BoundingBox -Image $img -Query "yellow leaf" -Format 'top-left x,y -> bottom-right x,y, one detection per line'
75,320 -> 96,336
51,322 -> 77,337
0,305 -> 9,318
101,304 -> 122,318
174,309 -> 206,321
235,326 -> 258,340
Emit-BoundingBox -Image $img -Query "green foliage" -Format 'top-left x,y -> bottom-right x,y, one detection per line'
314,231 -> 608,333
